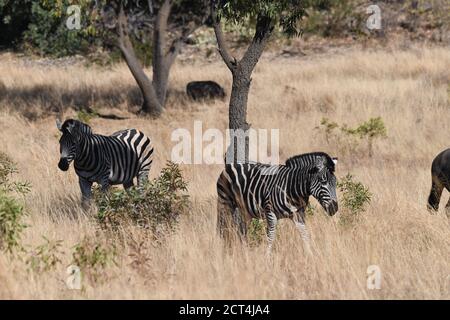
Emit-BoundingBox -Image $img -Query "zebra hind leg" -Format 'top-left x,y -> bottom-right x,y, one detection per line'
427,175 -> 443,211
217,199 -> 243,246
265,211 -> 278,255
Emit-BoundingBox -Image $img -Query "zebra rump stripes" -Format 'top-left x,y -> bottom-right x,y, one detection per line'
56,119 -> 153,204
216,152 -> 338,251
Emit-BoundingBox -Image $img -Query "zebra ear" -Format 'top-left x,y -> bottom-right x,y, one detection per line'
315,157 -> 326,170
332,157 -> 338,165
56,119 -> 63,131
66,120 -> 78,134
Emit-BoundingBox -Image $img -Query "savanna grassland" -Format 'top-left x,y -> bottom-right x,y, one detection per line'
0,44 -> 449,299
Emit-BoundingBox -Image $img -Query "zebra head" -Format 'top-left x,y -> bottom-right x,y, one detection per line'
307,156 -> 338,216
56,119 -> 92,171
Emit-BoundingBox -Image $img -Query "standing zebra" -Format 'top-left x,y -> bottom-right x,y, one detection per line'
56,119 -> 154,206
216,152 -> 338,252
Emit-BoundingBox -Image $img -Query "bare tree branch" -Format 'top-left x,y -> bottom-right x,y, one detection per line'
211,2 -> 236,71
166,21 -> 198,66
118,6 -> 162,116
240,15 -> 273,73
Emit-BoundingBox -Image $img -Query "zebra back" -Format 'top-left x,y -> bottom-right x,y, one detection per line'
285,152 -> 336,173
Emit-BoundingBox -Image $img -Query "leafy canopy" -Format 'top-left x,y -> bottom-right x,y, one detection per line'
217,0 -> 308,36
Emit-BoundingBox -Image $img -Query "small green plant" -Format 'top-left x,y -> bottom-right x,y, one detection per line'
0,152 -> 30,253
76,108 -> 98,124
318,117 -> 387,157
94,161 -> 190,240
0,152 -> 31,195
305,203 -> 317,217
26,237 -> 64,273
248,218 -> 266,247
337,174 -> 372,225
341,117 -> 387,157
319,118 -> 339,142
71,237 -> 116,283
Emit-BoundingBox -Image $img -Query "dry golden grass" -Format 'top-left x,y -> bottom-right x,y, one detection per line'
0,44 -> 449,299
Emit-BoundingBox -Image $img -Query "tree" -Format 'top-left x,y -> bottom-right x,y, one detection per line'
211,0 -> 307,162
98,0 -> 209,116
0,0 -> 32,48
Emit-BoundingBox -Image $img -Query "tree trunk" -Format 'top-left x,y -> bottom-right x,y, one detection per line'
152,53 -> 171,106
118,7 -> 163,116
119,44 -> 163,116
226,68 -> 252,163
214,14 -> 273,163
152,0 -> 172,107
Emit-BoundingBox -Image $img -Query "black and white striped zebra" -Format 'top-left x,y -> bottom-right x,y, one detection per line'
216,152 -> 338,252
56,119 -> 154,205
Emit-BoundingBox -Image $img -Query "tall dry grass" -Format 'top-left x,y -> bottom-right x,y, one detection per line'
0,45 -> 449,299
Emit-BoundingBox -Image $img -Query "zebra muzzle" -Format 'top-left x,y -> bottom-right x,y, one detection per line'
327,200 -> 338,216
58,158 -> 70,171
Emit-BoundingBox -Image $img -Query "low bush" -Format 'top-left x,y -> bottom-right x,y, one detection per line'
94,162 -> 190,240
318,117 -> 387,157
248,218 -> 266,247
0,152 -> 30,253
71,237 -> 117,284
26,237 -> 64,273
337,173 -> 372,226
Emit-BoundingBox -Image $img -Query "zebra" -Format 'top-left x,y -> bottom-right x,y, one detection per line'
56,119 -> 154,206
427,148 -> 450,213
216,152 -> 338,253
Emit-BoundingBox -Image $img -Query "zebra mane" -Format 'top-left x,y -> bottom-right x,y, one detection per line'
285,152 -> 336,172
61,119 -> 93,136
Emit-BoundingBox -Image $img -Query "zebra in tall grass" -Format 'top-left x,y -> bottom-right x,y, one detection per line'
427,148 -> 450,212
56,119 -> 154,206
216,152 -> 338,252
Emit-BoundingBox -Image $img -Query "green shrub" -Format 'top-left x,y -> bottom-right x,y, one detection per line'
302,0 -> 366,38
94,162 -> 190,239
22,0 -> 96,57
248,218 -> 266,247
26,237 -> 64,273
71,237 -> 116,283
305,203 -> 317,217
0,152 -> 30,253
319,118 -> 339,143
341,117 -> 387,157
76,108 -> 98,124
318,117 -> 387,157
0,0 -> 32,47
337,173 -> 371,225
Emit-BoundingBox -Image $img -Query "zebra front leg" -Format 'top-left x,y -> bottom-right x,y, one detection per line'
292,209 -> 312,254
79,178 -> 93,210
123,181 -> 134,189
137,168 -> 150,187
266,211 -> 278,255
